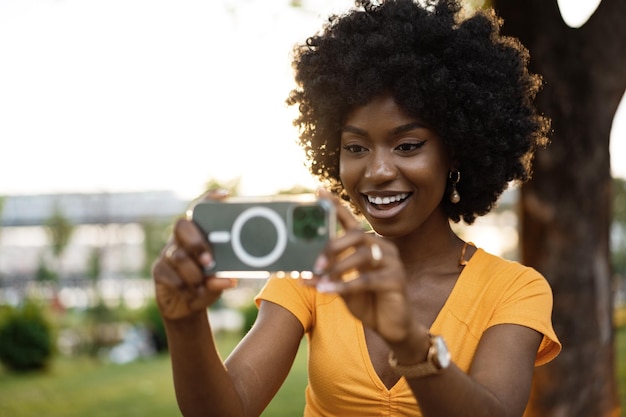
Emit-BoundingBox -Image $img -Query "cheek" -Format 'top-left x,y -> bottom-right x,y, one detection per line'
338,156 -> 354,185
338,157 -> 363,198
400,159 -> 448,192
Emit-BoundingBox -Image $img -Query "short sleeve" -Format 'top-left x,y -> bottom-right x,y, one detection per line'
254,276 -> 317,332
487,269 -> 562,366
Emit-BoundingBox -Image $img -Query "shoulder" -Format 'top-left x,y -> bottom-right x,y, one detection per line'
254,276 -> 339,332
255,275 -> 317,305
467,248 -> 548,291
467,249 -> 561,364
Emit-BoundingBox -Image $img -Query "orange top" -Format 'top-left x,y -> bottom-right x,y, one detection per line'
255,248 -> 561,417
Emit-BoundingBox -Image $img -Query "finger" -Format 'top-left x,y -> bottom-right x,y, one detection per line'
315,271 -> 371,294
154,259 -> 234,316
153,260 -> 195,318
163,243 -> 206,287
324,230 -> 376,273
317,188 -> 362,232
154,282 -> 189,318
328,245 -> 382,281
313,229 -> 371,284
187,278 -> 237,310
205,277 -> 238,292
317,270 -> 401,295
153,256 -> 185,289
335,201 -> 363,232
154,255 -> 202,301
172,218 -> 214,269
322,228 -> 366,262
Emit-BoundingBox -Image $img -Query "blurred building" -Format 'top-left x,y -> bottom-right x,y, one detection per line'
0,191 -> 187,283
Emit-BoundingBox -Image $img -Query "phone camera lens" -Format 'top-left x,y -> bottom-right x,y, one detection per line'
311,206 -> 325,220
301,224 -> 317,239
293,204 -> 326,241
293,207 -> 307,221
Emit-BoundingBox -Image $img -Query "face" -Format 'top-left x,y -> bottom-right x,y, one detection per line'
339,95 -> 452,238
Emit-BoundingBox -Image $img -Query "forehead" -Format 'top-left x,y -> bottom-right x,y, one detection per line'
344,95 -> 419,127
342,95 -> 431,136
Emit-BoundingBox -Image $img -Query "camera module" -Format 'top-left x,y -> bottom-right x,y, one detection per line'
292,204 -> 328,241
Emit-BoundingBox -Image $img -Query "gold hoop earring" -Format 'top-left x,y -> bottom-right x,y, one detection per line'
449,171 -> 461,204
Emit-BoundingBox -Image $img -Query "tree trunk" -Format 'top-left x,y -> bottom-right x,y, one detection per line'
492,0 -> 626,416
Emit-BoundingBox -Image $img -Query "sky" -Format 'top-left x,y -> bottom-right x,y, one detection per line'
0,0 -> 623,200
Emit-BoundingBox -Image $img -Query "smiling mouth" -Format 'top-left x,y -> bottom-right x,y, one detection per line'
366,192 -> 411,208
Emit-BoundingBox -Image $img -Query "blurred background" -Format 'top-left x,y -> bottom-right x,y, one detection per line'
0,0 -> 624,416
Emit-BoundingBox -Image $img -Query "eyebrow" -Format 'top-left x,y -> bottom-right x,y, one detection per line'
391,121 -> 427,135
341,121 -> 427,136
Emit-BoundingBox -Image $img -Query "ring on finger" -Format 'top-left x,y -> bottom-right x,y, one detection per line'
370,242 -> 382,268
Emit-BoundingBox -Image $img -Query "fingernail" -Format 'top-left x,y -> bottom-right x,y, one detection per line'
313,255 -> 328,276
199,252 -> 213,267
317,280 -> 338,293
202,255 -> 217,276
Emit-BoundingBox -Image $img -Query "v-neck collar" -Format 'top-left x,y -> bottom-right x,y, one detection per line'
354,248 -> 484,392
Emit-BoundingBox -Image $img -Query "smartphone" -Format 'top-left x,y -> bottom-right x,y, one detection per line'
191,195 -> 336,278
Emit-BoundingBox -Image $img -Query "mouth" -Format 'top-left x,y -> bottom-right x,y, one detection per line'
364,192 -> 412,211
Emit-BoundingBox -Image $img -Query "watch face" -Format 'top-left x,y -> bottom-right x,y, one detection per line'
434,336 -> 451,368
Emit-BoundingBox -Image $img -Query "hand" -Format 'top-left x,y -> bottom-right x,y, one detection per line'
308,191 -> 413,344
152,190 -> 236,321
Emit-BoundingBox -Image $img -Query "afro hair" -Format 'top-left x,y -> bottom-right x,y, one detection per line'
287,0 -> 550,224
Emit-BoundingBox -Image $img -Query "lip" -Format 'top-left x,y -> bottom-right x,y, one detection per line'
361,192 -> 412,219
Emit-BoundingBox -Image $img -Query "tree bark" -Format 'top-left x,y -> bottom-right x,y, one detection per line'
492,0 -> 626,416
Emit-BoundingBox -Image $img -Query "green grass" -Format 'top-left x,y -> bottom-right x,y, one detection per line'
0,355 -> 180,417
0,328 -> 624,416
0,332 -> 306,417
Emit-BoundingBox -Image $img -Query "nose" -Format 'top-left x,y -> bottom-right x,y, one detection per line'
364,149 -> 397,183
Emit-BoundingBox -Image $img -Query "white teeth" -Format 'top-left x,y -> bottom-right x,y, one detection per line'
367,193 -> 409,205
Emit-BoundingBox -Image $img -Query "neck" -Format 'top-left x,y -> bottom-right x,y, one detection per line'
386,219 -> 465,278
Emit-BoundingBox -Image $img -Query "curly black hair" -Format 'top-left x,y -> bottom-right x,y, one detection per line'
286,0 -> 550,224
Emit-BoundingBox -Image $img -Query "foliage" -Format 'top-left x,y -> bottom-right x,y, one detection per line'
277,184 -> 315,195
203,177 -> 241,196
142,300 -> 168,352
86,300 -> 120,324
86,247 -> 103,281
240,302 -> 259,335
34,254 -> 58,282
83,301 -> 129,355
44,204 -> 74,259
0,302 -> 54,372
139,219 -> 171,278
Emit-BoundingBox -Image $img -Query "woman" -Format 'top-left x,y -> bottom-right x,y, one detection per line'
152,1 -> 561,416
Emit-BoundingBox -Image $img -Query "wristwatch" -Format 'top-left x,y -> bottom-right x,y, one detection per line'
388,334 -> 451,378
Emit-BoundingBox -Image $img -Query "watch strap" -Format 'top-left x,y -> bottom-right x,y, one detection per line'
388,334 -> 449,378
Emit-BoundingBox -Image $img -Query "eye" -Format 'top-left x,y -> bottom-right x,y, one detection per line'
341,144 -> 368,154
395,141 -> 425,153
